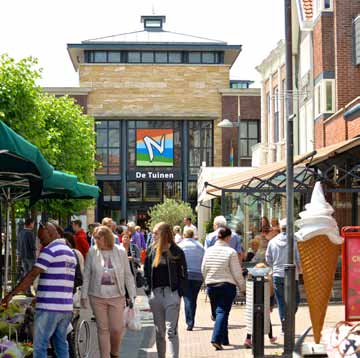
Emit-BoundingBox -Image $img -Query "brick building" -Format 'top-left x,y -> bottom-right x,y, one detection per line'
46,15 -> 261,224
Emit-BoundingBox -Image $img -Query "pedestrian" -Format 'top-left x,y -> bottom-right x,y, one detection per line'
16,217 -> 36,296
128,221 -> 146,251
101,217 -> 120,245
204,216 -> 244,320
2,222 -> 76,358
265,218 -> 301,334
81,225 -> 136,358
244,237 -> 260,262
183,217 -> 198,240
173,225 -> 182,244
120,230 -> 141,277
201,226 -> 244,351
178,228 -> 204,331
251,235 -> 268,264
71,219 -> 90,258
144,222 -> 187,358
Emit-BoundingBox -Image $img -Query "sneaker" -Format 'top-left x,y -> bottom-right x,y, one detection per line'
186,326 -> 193,331
244,338 -> 252,348
270,336 -> 278,344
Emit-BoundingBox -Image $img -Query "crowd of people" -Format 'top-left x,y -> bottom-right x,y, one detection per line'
3,213 -> 301,357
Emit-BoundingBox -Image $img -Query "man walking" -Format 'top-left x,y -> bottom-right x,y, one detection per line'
2,222 -> 76,358
16,218 -> 36,296
265,218 -> 301,333
183,217 -> 198,240
72,219 -> 90,258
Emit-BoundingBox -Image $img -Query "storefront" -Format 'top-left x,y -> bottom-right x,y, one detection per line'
95,119 -> 212,223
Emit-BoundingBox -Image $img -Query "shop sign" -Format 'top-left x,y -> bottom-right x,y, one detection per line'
342,227 -> 360,321
136,129 -> 174,167
127,168 -> 182,181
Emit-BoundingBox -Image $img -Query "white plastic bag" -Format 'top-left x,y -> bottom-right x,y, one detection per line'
123,307 -> 142,331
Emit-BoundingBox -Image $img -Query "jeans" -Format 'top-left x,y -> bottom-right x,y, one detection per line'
183,280 -> 202,328
273,276 -> 300,329
207,283 -> 236,345
148,287 -> 180,358
33,310 -> 72,358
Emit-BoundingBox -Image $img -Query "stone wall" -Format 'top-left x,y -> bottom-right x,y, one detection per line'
80,64 -> 230,166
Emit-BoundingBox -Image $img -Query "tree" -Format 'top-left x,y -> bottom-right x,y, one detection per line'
147,199 -> 195,230
0,54 -> 98,218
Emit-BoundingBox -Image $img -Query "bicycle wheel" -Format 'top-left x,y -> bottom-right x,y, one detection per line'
74,319 -> 91,358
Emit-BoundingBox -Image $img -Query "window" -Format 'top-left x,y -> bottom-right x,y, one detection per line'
163,182 -> 182,201
354,16 -> 360,65
274,87 -> 280,143
95,121 -> 121,174
142,52 -> 154,63
143,182 -> 162,202
189,121 -> 213,176
240,120 -> 260,157
188,52 -> 201,63
128,52 -> 141,63
102,181 -> 120,202
127,182 -> 142,202
313,0 -> 333,18
314,79 -> 335,116
85,50 -> 223,64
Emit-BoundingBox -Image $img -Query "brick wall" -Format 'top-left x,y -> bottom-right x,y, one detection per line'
334,0 -> 360,109
221,94 -> 261,166
313,14 -> 335,80
314,119 -> 325,149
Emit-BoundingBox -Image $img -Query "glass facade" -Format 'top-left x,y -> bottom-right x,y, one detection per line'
96,119 -> 213,220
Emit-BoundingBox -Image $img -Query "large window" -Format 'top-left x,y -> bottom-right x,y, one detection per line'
240,120 -> 260,158
85,50 -> 224,64
102,181 -> 120,202
274,87 -> 280,143
314,79 -> 335,117
127,181 -> 182,202
189,121 -> 213,176
128,120 -> 181,168
95,121 -> 121,174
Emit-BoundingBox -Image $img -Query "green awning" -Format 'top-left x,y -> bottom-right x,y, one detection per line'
0,121 -> 53,180
72,182 -> 100,199
43,170 -> 78,193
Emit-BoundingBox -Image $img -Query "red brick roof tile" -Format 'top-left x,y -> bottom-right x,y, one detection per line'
303,0 -> 313,20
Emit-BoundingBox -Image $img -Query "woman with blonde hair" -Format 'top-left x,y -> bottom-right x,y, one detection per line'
81,225 -> 135,358
144,223 -> 187,358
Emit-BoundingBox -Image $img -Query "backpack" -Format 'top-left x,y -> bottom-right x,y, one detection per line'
73,250 -> 83,293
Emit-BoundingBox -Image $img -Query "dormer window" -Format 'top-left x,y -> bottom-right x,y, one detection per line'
141,15 -> 166,31
313,0 -> 333,19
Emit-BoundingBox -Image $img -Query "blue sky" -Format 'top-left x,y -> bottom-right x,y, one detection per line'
0,0 -> 284,87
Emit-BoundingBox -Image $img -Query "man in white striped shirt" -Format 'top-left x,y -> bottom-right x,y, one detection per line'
2,222 -> 76,358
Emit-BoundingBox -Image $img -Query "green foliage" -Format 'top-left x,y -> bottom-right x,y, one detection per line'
147,198 -> 195,230
0,54 -> 98,218
205,198 -> 221,234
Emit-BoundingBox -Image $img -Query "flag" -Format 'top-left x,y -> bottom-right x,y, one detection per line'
230,145 -> 234,167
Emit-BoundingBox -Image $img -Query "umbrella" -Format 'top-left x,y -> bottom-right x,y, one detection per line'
0,120 -> 54,292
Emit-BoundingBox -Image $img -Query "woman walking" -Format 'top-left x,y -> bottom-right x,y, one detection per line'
81,225 -> 136,358
202,227 -> 244,351
178,228 -> 204,331
144,223 -> 187,358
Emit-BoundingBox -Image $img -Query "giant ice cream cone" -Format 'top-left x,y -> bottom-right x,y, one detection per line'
295,182 -> 343,344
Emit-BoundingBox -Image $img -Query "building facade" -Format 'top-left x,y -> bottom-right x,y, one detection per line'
65,15 -> 254,224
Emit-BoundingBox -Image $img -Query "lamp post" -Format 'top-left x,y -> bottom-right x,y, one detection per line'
218,118 -> 241,166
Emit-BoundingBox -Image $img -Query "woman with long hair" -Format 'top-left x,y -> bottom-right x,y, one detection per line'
202,227 -> 244,351
144,222 -> 187,358
81,225 -> 135,358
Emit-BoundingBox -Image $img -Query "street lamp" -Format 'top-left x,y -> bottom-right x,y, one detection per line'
218,118 -> 241,166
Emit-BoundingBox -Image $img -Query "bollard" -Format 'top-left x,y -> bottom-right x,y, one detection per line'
252,275 -> 265,357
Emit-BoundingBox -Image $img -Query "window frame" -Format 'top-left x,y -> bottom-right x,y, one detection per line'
314,79 -> 335,117
313,0 -> 333,18
239,120 -> 260,158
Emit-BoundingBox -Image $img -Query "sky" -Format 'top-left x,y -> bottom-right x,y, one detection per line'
0,0 -> 285,87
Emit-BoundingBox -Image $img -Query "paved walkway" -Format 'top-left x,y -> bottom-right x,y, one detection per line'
82,289 -> 344,358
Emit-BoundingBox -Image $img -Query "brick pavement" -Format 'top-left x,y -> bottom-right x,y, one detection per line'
82,290 -> 345,358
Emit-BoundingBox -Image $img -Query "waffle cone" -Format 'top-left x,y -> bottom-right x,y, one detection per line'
297,235 -> 341,343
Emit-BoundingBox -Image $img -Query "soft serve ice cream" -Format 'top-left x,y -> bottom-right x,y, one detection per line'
295,181 -> 343,245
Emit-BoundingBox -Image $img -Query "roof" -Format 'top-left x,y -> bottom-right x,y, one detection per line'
302,0 -> 313,20
67,26 -> 241,70
83,30 -> 227,45
201,137 -> 360,201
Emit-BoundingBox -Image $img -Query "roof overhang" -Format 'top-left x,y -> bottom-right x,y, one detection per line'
67,43 -> 242,71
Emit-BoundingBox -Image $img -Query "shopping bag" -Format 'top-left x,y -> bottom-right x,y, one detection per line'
123,307 -> 142,331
